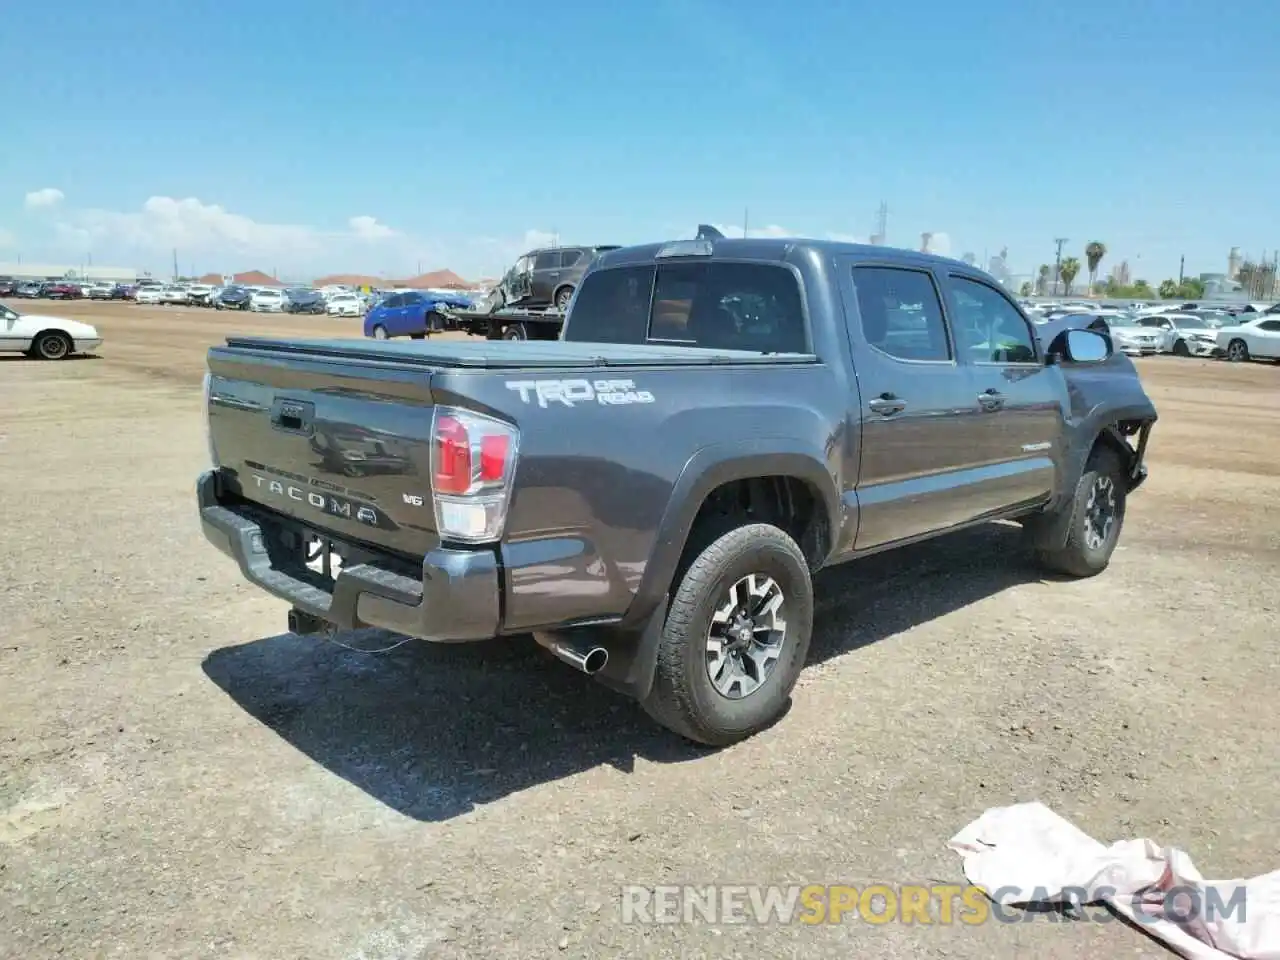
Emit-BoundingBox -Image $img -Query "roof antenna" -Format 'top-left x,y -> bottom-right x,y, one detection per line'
695,224 -> 725,241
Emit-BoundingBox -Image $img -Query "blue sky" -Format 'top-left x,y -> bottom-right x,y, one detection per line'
3,0 -> 1277,283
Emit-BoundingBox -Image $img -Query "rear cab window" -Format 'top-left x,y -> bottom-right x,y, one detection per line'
563,261 -> 809,352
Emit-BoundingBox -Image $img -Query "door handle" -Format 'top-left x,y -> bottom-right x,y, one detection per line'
868,393 -> 906,416
977,388 -> 1005,411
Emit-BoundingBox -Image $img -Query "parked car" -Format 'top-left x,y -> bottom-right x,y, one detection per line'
283,288 -> 326,315
15,282 -> 42,298
215,286 -> 252,310
363,290 -> 473,339
195,237 -> 1157,745
1,300 -> 103,359
135,286 -> 164,304
43,282 -> 83,300
1215,316 -> 1280,362
186,285 -> 217,307
325,293 -> 364,317
85,283 -> 115,300
1134,314 -> 1219,356
488,245 -> 622,313
250,289 -> 286,313
155,286 -> 189,305
1103,315 -> 1161,356
0,280 -> 17,296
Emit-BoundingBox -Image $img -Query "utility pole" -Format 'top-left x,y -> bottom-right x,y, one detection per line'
743,208 -> 749,239
1178,255 -> 1184,285
172,248 -> 179,281
1053,238 -> 1068,295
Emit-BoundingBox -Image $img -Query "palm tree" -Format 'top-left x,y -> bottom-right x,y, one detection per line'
1059,257 -> 1081,296
1036,264 -> 1051,295
1085,242 -> 1106,296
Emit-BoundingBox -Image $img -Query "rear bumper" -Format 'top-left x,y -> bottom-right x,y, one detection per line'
197,470 -> 500,641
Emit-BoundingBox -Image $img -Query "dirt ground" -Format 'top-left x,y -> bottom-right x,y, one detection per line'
2,300 -> 1277,959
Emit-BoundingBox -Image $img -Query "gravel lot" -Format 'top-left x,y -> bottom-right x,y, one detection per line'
2,301 -> 1277,959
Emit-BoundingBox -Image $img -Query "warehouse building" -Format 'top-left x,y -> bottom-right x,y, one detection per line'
0,262 -> 141,283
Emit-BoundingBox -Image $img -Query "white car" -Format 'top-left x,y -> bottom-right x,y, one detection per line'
1104,316 -> 1162,356
1215,316 -> 1280,362
250,289 -> 285,312
135,286 -> 164,304
1134,314 -> 1220,357
158,286 -> 190,304
1,302 -> 103,359
326,293 -> 364,317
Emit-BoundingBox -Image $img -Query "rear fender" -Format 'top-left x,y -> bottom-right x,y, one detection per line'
620,440 -> 840,631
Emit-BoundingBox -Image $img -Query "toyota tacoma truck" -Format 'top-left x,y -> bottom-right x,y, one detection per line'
197,238 -> 1156,746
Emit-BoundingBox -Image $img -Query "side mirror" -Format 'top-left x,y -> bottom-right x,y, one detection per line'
1050,328 -> 1112,364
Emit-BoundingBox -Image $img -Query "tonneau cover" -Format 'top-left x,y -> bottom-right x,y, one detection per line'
221,336 -> 818,369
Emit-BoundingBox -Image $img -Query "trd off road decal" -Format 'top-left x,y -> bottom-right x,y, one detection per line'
505,378 -> 655,408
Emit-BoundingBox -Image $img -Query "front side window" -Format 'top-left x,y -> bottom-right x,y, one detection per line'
949,276 -> 1037,363
850,266 -> 951,362
533,251 -> 559,271
559,249 -> 584,268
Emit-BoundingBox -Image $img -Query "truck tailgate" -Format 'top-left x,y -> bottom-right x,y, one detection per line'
206,340 -> 444,558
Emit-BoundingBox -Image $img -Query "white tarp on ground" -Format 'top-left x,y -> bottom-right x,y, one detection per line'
948,802 -> 1280,959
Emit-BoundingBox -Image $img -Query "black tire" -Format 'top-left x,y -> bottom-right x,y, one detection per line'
371,324 -> 389,340
1035,446 -> 1127,578
554,286 -> 574,312
1226,339 -> 1249,362
409,332 -> 425,340
32,331 -> 72,361
642,523 -> 814,746
1172,339 -> 1190,357
502,323 -> 528,341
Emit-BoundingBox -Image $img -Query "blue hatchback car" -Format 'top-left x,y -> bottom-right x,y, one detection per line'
363,290 -> 473,339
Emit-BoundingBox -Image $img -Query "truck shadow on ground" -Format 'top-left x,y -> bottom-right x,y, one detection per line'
202,521 -> 1053,822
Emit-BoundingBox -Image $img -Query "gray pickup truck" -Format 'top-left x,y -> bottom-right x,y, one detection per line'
197,238 -> 1156,745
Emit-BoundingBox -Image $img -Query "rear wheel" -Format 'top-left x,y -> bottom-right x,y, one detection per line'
1226,339 -> 1249,362
554,286 -> 574,312
1172,339 -> 1190,357
32,332 -> 72,361
502,323 -> 528,341
371,325 -> 389,340
642,523 -> 813,746
1035,446 -> 1127,578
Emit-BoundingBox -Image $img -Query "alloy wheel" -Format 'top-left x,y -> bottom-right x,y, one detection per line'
705,574 -> 787,699
1084,475 -> 1117,550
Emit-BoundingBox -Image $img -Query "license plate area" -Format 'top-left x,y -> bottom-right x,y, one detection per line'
304,535 -> 346,583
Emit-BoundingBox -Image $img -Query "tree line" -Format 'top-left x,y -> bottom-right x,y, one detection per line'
1016,241 -> 1278,301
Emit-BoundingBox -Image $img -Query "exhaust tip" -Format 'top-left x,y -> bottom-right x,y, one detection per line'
582,647 -> 609,675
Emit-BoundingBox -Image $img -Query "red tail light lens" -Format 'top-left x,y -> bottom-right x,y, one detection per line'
432,413 -> 472,495
479,434 -> 509,483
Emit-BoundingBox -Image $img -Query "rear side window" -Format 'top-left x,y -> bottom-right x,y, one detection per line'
559,249 -> 584,268
850,266 -> 951,361
564,262 -> 807,352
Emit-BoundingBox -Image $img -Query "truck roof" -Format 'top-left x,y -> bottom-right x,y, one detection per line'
595,237 -> 973,273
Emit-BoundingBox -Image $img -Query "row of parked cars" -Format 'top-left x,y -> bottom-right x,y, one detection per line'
1019,299 -> 1280,363
0,279 -> 134,300
133,282 -> 377,316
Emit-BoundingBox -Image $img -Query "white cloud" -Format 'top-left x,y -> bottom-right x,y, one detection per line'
348,215 -> 398,241
25,187 -> 65,209
51,196 -> 424,276
710,223 -> 795,239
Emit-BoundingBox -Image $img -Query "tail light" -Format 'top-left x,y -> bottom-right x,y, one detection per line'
430,406 -> 520,542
